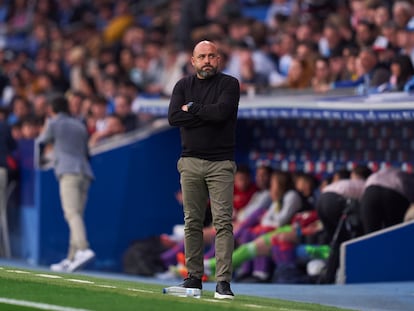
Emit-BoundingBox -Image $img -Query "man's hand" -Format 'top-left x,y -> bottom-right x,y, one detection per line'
181,102 -> 193,112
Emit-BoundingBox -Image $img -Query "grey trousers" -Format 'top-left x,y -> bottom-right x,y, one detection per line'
59,173 -> 91,260
178,157 -> 236,282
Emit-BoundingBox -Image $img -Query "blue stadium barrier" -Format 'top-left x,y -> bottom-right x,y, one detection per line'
339,221 -> 414,283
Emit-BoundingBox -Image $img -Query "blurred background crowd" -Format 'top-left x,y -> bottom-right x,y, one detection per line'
0,0 -> 414,145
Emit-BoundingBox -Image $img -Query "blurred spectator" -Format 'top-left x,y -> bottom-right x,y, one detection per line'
31,92 -> 48,121
234,170 -> 304,282
386,54 -> 414,91
87,95 -> 108,135
113,93 -> 138,132
299,0 -> 337,22
89,114 -> 126,148
312,57 -> 332,92
67,90 -> 86,122
6,0 -> 32,37
46,60 -> 70,93
392,1 -> 413,29
381,21 -> 399,49
275,33 -> 296,77
318,22 -> 347,58
328,50 -> 348,83
265,0 -> 297,30
236,43 -> 268,95
373,3 -> 392,29
296,40 -> 318,88
349,0 -> 369,29
355,20 -> 378,48
294,172 -> 318,210
317,165 -> 372,242
401,19 -> 414,65
360,167 -> 414,234
372,36 -> 397,67
175,0 -> 208,50
358,46 -> 391,92
274,57 -> 312,89
20,116 -> 41,140
157,44 -> 188,97
102,0 -> 134,46
329,47 -> 390,93
141,40 -> 165,97
10,121 -> 23,141
235,164 -> 273,225
332,168 -> 351,183
233,164 -> 258,214
7,95 -> 32,126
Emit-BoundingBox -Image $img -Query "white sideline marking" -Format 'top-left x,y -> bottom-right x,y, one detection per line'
35,274 -> 63,279
95,284 -> 117,289
67,279 -> 94,284
0,297 -> 92,311
127,288 -> 153,293
6,269 -> 30,274
244,304 -> 264,308
203,299 -> 230,303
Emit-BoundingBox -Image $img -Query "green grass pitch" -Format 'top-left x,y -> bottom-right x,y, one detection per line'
0,266 -> 354,311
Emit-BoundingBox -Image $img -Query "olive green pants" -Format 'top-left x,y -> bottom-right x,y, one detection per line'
178,157 -> 236,282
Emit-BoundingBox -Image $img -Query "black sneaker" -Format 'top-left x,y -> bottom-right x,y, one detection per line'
214,281 -> 234,299
180,276 -> 202,290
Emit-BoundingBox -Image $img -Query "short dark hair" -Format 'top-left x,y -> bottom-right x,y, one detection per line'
236,163 -> 252,176
353,165 -> 372,180
48,93 -> 69,114
334,168 -> 350,180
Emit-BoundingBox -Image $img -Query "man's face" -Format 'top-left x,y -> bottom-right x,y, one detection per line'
191,42 -> 220,79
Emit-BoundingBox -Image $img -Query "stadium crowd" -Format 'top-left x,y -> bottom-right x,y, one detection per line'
0,0 -> 414,280
0,0 -> 414,141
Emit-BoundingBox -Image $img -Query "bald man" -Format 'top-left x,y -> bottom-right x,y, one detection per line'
168,41 -> 240,299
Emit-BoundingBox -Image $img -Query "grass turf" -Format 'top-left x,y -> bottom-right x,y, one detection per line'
0,266 -> 355,311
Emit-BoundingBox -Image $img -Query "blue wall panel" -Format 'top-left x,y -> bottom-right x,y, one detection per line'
343,222 -> 414,283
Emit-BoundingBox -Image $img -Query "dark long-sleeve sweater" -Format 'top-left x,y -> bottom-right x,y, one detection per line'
168,72 -> 240,161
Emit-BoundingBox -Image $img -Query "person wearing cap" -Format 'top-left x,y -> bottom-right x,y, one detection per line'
372,36 -> 397,67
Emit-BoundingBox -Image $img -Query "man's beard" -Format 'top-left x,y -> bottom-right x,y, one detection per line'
197,66 -> 217,78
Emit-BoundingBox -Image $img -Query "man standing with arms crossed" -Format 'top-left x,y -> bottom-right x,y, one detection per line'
168,40 -> 240,299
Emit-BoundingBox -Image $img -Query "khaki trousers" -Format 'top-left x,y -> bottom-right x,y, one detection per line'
178,157 -> 236,282
59,174 -> 91,260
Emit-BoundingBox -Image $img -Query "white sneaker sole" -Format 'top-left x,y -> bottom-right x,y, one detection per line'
214,292 -> 234,300
50,265 -> 69,272
67,251 -> 95,272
